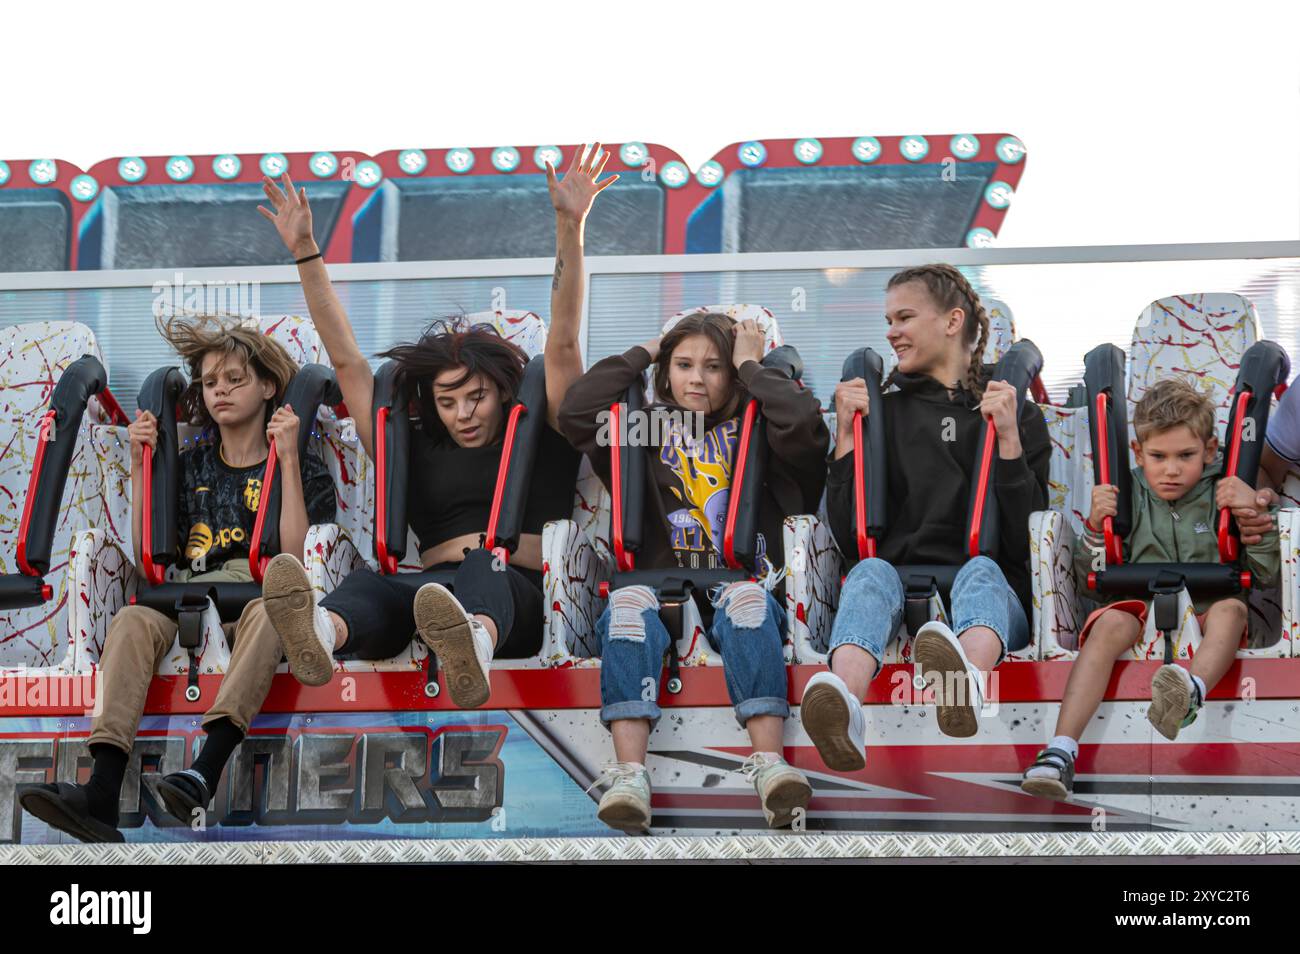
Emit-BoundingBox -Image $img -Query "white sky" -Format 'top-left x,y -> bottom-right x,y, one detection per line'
3,0 -> 1298,249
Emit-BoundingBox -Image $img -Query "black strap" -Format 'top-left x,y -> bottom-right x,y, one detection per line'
1149,571 -> 1185,666
1033,746 -> 1074,770
173,589 -> 211,695
656,577 -> 694,691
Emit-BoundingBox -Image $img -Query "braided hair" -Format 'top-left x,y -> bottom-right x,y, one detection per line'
884,263 -> 990,401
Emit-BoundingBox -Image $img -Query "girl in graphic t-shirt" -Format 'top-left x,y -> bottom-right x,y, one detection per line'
558,314 -> 830,832
256,144 -> 613,708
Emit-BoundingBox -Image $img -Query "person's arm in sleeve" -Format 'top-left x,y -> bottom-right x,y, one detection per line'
557,343 -> 657,490
988,392 -> 1051,565
737,358 -> 829,510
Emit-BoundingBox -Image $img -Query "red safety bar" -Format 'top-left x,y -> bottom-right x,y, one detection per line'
247,442 -> 278,585
139,448 -> 166,585
374,406 -> 398,575
967,419 -> 997,559
14,410 -> 57,600
1094,391 -> 1123,565
96,387 -> 130,426
484,402 -> 527,559
609,402 -> 634,573
1216,390 -> 1252,563
1030,375 -> 1051,407
851,410 -> 874,559
722,400 -> 758,570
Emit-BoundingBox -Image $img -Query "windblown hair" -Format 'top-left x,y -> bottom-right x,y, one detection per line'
1133,378 -> 1217,444
885,263 -> 990,399
157,314 -> 296,428
653,312 -> 742,411
377,317 -> 528,440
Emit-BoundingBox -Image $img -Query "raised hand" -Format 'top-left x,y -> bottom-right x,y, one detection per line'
546,142 -> 619,224
732,319 -> 765,369
258,173 -> 317,259
128,409 -> 158,469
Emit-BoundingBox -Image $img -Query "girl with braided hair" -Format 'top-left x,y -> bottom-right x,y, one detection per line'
803,264 -> 1051,770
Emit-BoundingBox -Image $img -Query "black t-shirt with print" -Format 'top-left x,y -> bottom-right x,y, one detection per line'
178,439 -> 336,568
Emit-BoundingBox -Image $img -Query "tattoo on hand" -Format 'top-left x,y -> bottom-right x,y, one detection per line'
552,257 -> 564,291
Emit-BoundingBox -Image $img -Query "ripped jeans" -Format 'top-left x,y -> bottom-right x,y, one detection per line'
596,581 -> 790,729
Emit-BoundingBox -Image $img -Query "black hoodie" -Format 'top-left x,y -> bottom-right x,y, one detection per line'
825,369 -> 1051,613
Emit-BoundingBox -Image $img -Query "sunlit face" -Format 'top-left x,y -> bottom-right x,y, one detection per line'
200,352 -> 275,428
1133,425 -> 1217,502
666,334 -> 734,415
434,367 -> 504,448
884,281 -> 966,376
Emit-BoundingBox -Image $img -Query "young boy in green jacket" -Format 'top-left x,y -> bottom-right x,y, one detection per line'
1020,378 -> 1278,800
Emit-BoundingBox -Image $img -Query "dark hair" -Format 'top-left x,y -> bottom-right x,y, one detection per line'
157,314 -> 296,428
885,263 -> 990,399
377,317 -> 528,440
653,312 -> 742,411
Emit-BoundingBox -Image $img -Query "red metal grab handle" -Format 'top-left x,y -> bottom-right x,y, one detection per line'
1217,390 -> 1251,564
851,410 -> 874,560
609,402 -> 634,573
722,400 -> 758,570
968,420 -> 997,559
248,442 -> 278,585
484,402 -> 526,558
374,406 -> 398,575
1094,391 -> 1123,566
139,443 -> 165,585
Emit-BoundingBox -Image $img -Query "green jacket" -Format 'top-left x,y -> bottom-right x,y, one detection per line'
1073,459 -> 1279,613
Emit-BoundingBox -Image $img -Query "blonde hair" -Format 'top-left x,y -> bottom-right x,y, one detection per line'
157,314 -> 297,428
1133,378 -> 1216,444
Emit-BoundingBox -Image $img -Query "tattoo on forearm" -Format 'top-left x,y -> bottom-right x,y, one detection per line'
552,256 -> 564,291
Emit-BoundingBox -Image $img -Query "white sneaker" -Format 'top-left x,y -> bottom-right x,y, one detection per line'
913,621 -> 984,738
800,670 -> 867,771
414,583 -> 492,708
739,753 -> 813,828
590,762 -> 652,833
262,553 -> 336,687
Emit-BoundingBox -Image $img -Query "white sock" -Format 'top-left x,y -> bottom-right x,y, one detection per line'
1190,674 -> 1207,708
469,620 -> 494,676
755,751 -> 784,764
1049,735 -> 1079,760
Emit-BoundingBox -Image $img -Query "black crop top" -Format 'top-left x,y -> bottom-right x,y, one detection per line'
405,420 -> 582,554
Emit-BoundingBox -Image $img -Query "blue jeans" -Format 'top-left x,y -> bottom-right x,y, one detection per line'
597,581 -> 791,729
829,556 -> 1028,677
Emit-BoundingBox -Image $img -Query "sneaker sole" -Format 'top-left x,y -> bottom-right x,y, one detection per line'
415,585 -> 490,709
596,793 -> 651,833
262,555 -> 334,687
914,631 -> 979,739
18,789 -> 124,844
1020,776 -> 1071,801
761,772 -> 813,828
156,778 -> 204,827
1148,666 -> 1190,741
801,682 -> 866,772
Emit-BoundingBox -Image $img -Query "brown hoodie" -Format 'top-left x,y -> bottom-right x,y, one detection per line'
559,345 -> 829,579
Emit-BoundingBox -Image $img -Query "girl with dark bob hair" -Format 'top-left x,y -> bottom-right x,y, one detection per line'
257,143 -> 616,706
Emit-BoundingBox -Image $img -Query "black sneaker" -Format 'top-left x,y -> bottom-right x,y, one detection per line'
19,782 -> 125,843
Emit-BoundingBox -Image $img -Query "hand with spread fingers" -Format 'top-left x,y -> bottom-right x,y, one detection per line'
258,173 -> 318,260
547,142 -> 619,225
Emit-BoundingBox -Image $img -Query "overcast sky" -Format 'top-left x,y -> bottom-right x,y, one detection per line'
3,0 -> 1297,249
